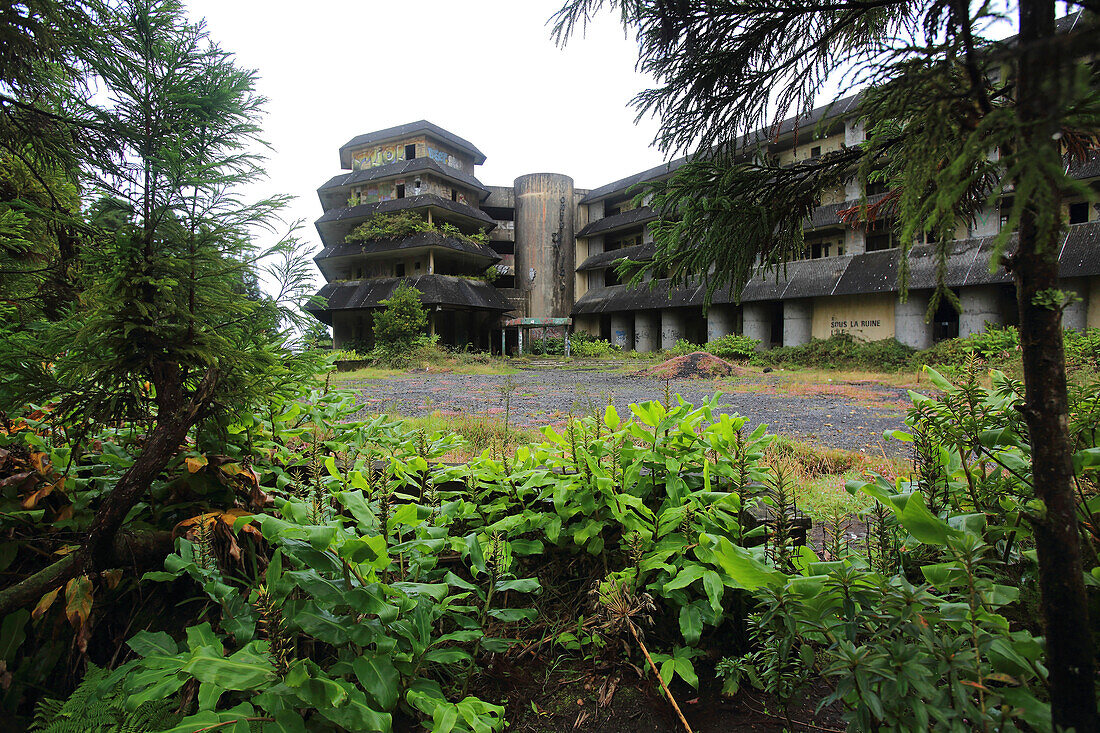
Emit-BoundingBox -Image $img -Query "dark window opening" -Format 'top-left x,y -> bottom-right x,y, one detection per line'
605,205 -> 622,217
811,242 -> 822,259
810,146 -> 821,159
866,179 -> 889,196
451,189 -> 458,202
405,144 -> 416,160
396,184 -> 406,199
837,244 -> 845,256
1069,201 -> 1089,225
865,219 -> 898,252
395,263 -> 406,277
414,261 -> 421,272
932,297 -> 960,342
604,267 -> 622,287
999,197 -> 1015,229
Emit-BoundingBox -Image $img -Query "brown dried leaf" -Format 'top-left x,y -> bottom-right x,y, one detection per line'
184,455 -> 208,474
32,587 -> 61,620
64,575 -> 93,631
102,569 -> 123,590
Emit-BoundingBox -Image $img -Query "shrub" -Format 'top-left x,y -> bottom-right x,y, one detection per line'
1064,328 -> 1100,371
705,333 -> 759,359
668,338 -> 702,356
347,212 -> 490,248
573,338 -> 620,358
751,334 -> 914,370
373,282 -> 428,348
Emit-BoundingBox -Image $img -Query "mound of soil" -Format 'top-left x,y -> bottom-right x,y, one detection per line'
637,351 -> 747,380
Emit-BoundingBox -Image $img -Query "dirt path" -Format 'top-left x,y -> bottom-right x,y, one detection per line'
344,363 -> 913,456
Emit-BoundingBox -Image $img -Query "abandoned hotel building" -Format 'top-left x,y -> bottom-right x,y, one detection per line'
306,105 -> 1100,354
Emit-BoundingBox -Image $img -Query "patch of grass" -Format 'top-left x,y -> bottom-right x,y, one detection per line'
329,361 -> 520,382
764,436 -> 906,517
386,411 -> 543,461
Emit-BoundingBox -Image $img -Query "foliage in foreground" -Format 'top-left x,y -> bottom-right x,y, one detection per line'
4,359 -> 1100,731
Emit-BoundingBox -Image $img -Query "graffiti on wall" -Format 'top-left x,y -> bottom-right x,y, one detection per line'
353,144 -> 403,170
427,147 -> 463,170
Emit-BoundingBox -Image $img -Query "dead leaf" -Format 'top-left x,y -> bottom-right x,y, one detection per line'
64,575 -> 93,631
32,587 -> 61,620
22,477 -> 64,509
185,455 -> 209,474
102,569 -> 123,590
30,452 -> 50,475
0,470 -> 35,492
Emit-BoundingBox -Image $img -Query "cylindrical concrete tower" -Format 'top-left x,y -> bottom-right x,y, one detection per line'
514,173 -> 575,319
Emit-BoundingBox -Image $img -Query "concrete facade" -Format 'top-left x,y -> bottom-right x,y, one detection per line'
706,306 -> 738,342
309,74 -> 1100,354
634,311 -> 660,353
782,300 -> 814,347
742,302 -> 772,350
660,308 -> 687,351
959,286 -> 1004,338
894,292 -> 934,351
610,313 -> 633,351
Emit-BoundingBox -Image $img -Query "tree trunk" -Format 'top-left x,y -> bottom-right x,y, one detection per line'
0,367 -> 217,619
1014,2 -> 1097,730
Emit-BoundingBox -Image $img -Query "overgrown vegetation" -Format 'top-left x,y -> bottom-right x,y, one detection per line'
6,358 -> 1099,731
346,211 -> 490,249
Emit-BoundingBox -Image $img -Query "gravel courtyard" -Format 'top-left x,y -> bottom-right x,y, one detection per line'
343,363 -> 915,456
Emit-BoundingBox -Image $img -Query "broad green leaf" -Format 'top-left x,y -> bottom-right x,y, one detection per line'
353,654 -> 400,711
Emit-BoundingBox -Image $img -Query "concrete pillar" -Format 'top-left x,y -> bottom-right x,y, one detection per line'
742,302 -> 772,350
844,227 -> 866,255
455,311 -> 470,347
959,285 -> 1004,337
610,312 -> 633,350
1062,278 -> 1088,332
706,306 -> 737,343
661,308 -> 687,350
894,292 -> 933,350
783,300 -> 813,347
634,311 -> 660,352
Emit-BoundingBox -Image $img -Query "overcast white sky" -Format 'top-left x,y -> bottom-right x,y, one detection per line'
182,0 -> 668,271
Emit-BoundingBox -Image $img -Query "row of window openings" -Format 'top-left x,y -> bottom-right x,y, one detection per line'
344,261 -> 425,279
387,180 -> 460,202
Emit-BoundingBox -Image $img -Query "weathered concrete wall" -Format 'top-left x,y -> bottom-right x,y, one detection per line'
634,311 -> 660,352
573,315 -> 600,337
894,292 -> 933,350
783,300 -> 813,347
1089,277 -> 1100,329
742,302 -> 772,350
610,313 -> 633,351
959,285 -> 1004,337
661,308 -> 687,350
514,173 -> 575,319
706,306 -> 738,342
811,293 -> 896,341
1062,278 -> 1089,332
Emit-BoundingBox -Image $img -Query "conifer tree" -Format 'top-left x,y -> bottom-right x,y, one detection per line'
554,1 -> 1099,728
0,0 -> 313,616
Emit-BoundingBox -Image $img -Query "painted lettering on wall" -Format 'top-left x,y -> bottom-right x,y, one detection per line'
427,147 -> 463,170
830,317 -> 881,332
353,144 -> 402,169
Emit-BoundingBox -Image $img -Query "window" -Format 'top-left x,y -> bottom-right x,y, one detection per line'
396,184 -> 405,199
999,197 -> 1015,229
837,244 -> 845,256
810,146 -> 821,159
405,144 -> 416,160
414,261 -> 421,272
395,263 -> 406,277
811,241 -> 822,259
1069,201 -> 1089,224
413,178 -> 422,195
865,219 -> 898,252
451,188 -> 458,202
866,179 -> 889,196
